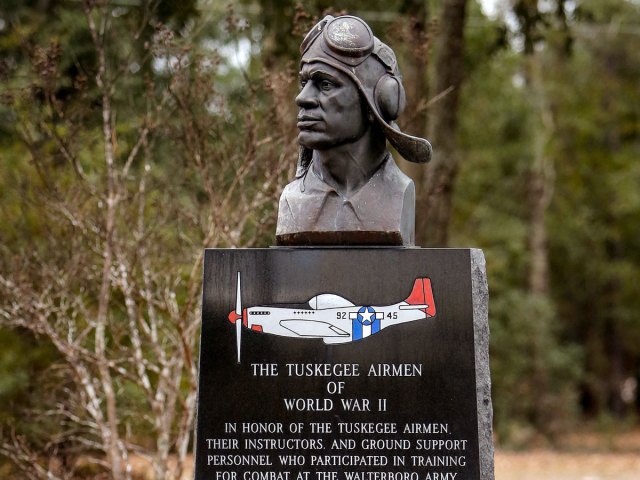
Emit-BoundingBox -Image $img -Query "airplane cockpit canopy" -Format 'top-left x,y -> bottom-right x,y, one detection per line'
308,294 -> 355,310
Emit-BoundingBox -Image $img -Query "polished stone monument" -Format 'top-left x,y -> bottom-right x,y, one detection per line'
195,15 -> 494,480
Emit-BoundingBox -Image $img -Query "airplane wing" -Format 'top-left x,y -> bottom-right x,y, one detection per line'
280,320 -> 350,338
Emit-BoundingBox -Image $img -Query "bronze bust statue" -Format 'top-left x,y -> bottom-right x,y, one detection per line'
276,15 -> 432,246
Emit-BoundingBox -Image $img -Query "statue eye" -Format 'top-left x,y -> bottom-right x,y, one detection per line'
320,79 -> 334,91
300,80 -> 307,89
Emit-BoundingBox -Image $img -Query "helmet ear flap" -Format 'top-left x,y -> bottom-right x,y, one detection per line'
374,74 -> 406,121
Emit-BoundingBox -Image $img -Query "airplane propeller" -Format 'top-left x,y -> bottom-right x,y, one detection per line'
227,271 -> 243,363
235,271 -> 242,364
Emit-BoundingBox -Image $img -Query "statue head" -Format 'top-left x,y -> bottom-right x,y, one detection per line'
295,15 -> 432,177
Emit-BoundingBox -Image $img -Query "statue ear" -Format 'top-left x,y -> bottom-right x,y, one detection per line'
374,75 -> 406,121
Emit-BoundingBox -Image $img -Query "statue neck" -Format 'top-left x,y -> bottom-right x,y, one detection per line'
312,128 -> 387,198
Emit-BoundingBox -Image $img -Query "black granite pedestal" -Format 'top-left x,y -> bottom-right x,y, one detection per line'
195,248 -> 493,480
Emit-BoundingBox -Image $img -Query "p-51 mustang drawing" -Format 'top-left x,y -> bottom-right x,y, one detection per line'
227,273 -> 437,363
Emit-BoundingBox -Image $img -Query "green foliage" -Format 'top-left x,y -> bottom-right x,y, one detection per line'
490,291 -> 582,445
453,0 -> 640,442
546,0 -> 640,416
0,330 -> 58,424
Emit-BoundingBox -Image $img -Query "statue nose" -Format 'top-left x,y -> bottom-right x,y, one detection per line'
295,83 -> 319,109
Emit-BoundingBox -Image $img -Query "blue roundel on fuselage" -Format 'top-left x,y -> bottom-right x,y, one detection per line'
357,306 -> 376,326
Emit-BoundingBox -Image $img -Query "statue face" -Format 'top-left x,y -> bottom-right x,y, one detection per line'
295,62 -> 368,150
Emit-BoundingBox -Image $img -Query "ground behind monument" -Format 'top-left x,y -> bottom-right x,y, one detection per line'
497,428 -> 640,480
496,450 -> 640,480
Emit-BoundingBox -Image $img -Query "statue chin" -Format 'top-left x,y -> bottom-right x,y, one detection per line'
297,131 -> 367,151
296,132 -> 329,151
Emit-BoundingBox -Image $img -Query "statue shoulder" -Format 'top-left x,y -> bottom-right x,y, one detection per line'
382,154 -> 415,191
279,178 -> 302,201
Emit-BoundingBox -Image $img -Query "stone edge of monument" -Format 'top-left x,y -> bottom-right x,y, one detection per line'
471,248 -> 495,480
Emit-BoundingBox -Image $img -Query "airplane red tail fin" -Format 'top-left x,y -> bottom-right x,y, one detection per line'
404,278 -> 436,317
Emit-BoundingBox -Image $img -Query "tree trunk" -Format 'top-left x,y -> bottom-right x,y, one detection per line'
525,54 -> 554,296
523,43 -> 557,439
417,0 -> 468,246
399,0 -> 430,184
528,168 -> 550,295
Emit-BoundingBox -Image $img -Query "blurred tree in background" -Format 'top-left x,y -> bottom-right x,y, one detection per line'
0,1 -> 295,477
0,0 -> 638,477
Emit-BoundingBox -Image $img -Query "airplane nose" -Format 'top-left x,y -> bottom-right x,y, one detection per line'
228,309 -> 248,326
228,310 -> 241,323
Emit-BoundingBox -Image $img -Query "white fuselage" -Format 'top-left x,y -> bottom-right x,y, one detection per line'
245,301 -> 426,344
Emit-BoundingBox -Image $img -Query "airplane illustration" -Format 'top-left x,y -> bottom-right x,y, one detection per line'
227,273 -> 436,363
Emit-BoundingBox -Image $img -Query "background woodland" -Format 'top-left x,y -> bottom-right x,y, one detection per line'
0,0 -> 639,478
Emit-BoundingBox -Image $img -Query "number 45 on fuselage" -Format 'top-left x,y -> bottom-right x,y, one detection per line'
227,273 -> 437,363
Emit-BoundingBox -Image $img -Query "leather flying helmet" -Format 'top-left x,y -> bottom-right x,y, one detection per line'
299,15 -> 432,166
